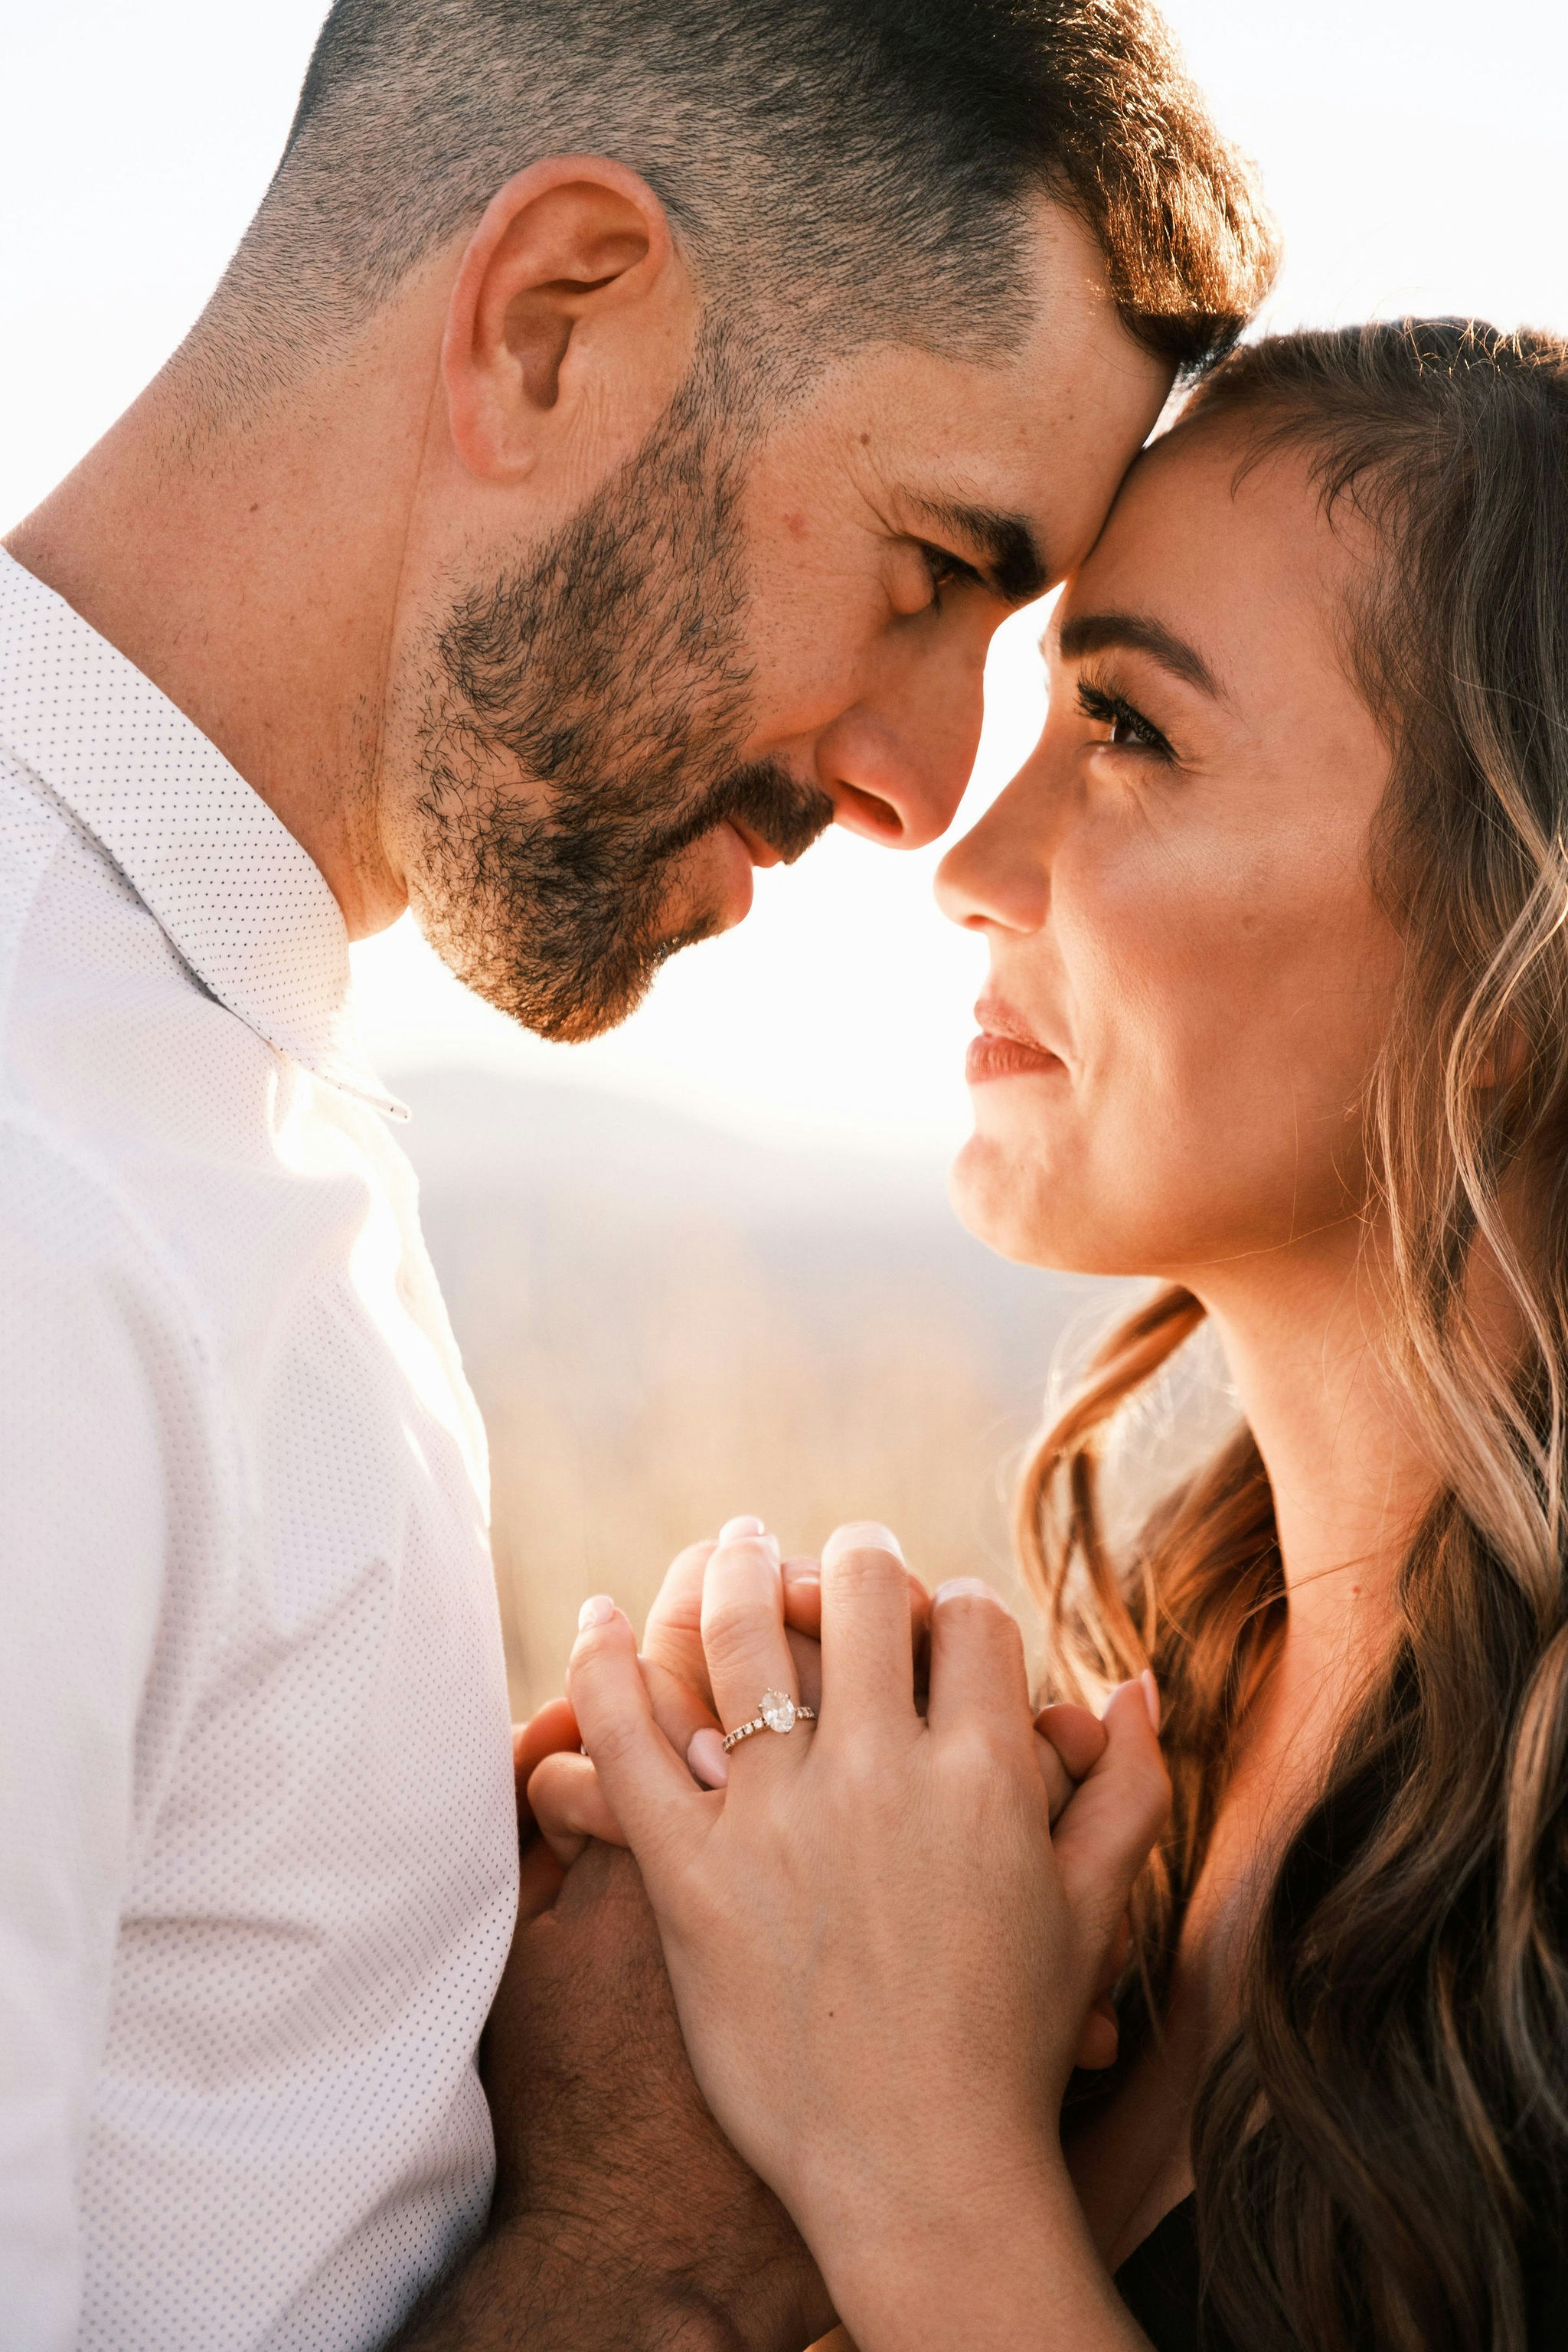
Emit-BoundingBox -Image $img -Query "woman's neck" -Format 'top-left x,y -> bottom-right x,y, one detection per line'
1198,1227 -> 1436,1703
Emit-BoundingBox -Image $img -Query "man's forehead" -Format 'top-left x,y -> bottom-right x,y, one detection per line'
838,312 -> 1171,574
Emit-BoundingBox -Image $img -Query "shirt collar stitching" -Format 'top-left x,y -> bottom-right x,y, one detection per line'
0,549 -> 408,1122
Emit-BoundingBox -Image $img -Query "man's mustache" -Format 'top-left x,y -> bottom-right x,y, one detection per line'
647,760 -> 836,870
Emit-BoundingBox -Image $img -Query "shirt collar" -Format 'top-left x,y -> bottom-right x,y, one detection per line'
0,548 -> 407,1120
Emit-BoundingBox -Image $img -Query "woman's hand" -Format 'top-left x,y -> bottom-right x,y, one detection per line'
529,1521 -> 1124,2066
563,1521 -> 1168,2350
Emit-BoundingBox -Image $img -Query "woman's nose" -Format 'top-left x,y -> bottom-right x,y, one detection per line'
934,763 -> 1052,934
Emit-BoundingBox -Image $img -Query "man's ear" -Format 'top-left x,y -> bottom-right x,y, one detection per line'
442,156 -> 697,485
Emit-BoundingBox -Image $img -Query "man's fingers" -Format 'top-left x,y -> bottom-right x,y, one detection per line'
517,1834 -> 567,1924
568,1599 -> 709,1867
1034,1702 -> 1109,1785
1033,1727 -> 1073,1821
1074,1998 -> 1120,2072
1032,1702 -> 1109,1825
527,1749 -> 624,1867
511,1695 -> 583,1839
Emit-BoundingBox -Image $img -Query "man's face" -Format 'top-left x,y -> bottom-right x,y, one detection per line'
398,201 -> 1171,1041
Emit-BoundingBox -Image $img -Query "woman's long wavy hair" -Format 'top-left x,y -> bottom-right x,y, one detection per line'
1021,322 -> 1568,2350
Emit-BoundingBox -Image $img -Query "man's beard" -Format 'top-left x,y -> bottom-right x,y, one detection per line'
406,359 -> 835,1043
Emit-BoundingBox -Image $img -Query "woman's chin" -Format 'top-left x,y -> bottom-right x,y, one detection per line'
949,1128 -> 1151,1277
949,1130 -> 1077,1268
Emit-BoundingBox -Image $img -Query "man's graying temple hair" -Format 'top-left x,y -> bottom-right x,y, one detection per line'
199,0 -> 1277,403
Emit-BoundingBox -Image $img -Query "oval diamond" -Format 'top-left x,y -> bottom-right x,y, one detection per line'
760,1689 -> 797,1734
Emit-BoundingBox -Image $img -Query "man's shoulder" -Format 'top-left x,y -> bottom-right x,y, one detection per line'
0,746 -> 195,1047
0,746 -> 281,1145
0,751 -> 316,1321
0,749 -> 75,965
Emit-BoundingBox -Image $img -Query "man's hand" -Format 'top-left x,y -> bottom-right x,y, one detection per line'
393,1838 -> 833,2351
495,1844 -> 833,2344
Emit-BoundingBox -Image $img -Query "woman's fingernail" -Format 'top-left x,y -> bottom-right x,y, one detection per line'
1141,1669 -> 1161,1735
934,1575 -> 993,1603
687,1728 -> 730,1787
719,1514 -> 767,1543
822,1520 -> 904,1564
718,1530 -> 781,1566
577,1594 -> 616,1631
782,1557 -> 820,1585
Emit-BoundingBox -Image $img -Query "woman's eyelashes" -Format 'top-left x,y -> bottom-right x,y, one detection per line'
1075,675 -> 1176,761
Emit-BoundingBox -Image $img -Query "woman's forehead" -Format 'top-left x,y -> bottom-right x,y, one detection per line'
1057,416 -> 1365,662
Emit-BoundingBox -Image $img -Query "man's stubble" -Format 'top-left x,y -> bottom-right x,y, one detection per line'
405,351 -> 835,1043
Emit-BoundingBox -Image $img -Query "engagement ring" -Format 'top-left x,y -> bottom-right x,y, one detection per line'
720,1690 -> 818,1753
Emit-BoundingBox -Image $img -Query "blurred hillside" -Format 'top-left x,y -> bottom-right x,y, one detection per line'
391,1065 -> 1140,1715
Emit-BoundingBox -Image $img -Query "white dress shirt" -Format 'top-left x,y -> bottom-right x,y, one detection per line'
0,550 -> 519,2350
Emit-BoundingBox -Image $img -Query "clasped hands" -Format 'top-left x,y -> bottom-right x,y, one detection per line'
515,1518 -> 1168,2352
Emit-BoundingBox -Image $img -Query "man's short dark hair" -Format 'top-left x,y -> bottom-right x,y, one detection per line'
214,0 -> 1276,394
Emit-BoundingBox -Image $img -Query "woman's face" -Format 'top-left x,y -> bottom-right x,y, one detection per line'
938,416 -> 1403,1281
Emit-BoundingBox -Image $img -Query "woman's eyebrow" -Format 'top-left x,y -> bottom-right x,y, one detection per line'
1055,609 -> 1223,700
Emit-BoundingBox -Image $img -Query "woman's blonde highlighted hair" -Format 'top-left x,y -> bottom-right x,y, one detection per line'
1020,322 -> 1568,2350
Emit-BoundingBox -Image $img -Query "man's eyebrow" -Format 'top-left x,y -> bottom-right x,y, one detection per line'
1056,609 -> 1223,700
909,498 -> 1049,605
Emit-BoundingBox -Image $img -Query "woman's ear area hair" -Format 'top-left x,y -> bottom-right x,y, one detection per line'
441,156 -> 699,485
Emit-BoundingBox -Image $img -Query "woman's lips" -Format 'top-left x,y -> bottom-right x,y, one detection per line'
965,1030 -> 1065,1083
966,1001 -> 1066,1084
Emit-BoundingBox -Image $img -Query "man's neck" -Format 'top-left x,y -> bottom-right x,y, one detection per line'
3,328 -> 435,938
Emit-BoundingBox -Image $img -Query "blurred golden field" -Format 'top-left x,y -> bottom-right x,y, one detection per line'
395,1065 -> 1155,1717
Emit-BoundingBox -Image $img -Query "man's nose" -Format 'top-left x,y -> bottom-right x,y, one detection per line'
811,662 -> 985,850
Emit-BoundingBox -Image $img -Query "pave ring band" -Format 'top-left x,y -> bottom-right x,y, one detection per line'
721,1689 -> 818,1753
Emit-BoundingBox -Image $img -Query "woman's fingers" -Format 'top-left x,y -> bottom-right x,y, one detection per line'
641,1540 -> 720,1710
785,1553 -> 935,1672
700,1533 -> 802,1750
785,1625 -> 822,1714
780,1557 -> 824,1639
567,1599 -> 709,1867
639,1652 -> 727,1781
924,1576 -> 1032,1740
1052,1677 -> 1171,1942
818,1522 -> 922,1733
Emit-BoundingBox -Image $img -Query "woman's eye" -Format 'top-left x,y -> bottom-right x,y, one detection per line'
1075,679 -> 1174,760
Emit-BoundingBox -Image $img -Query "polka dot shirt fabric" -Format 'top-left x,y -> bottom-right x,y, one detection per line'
0,551 -> 520,2350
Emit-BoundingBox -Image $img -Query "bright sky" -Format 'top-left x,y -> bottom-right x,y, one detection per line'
3,0 -> 1563,1153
